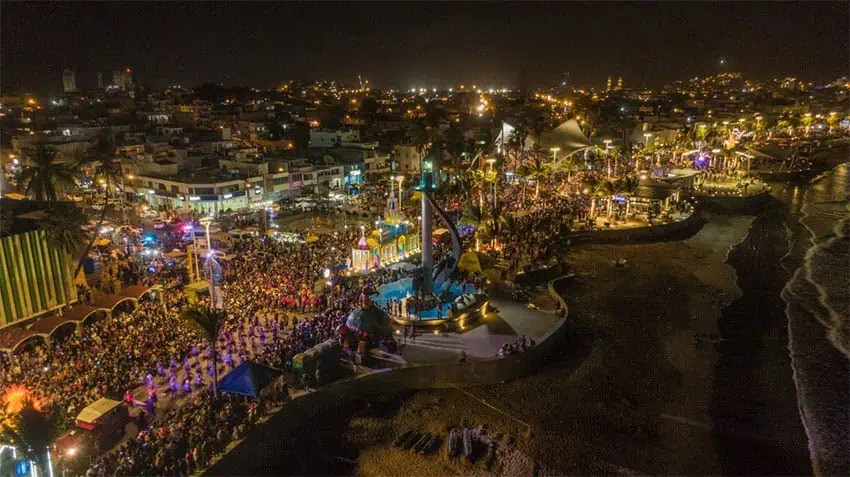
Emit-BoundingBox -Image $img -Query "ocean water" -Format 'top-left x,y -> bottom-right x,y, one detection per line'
781,161 -> 850,475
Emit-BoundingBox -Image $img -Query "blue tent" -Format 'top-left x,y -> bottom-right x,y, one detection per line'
217,361 -> 283,398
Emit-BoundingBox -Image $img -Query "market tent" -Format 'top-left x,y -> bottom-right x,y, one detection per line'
458,251 -> 482,274
217,361 -> 284,398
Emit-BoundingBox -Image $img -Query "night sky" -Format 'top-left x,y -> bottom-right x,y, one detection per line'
2,1 -> 848,94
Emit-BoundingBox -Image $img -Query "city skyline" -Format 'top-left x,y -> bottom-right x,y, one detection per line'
2,2 -> 848,94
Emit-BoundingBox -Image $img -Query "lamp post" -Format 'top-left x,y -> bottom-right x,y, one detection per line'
643,132 -> 652,149
199,215 -> 216,307
486,157 -> 496,210
603,139 -> 612,178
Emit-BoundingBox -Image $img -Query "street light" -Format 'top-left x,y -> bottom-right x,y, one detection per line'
550,147 -> 560,163
643,133 -> 652,148
603,139 -> 612,178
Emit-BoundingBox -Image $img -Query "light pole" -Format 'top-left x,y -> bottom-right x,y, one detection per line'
603,139 -> 612,178
643,133 -> 652,149
486,157 -> 497,212
199,215 -> 217,307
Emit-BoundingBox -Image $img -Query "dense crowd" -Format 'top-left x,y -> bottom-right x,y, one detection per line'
1,180 -> 591,475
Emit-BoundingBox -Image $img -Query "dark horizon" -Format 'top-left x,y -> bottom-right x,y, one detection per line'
2,1 -> 848,95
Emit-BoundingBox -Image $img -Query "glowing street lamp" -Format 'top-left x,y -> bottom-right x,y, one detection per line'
643,133 -> 652,148
550,147 -> 560,163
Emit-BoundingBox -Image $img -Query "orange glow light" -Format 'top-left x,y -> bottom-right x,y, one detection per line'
3,384 -> 42,414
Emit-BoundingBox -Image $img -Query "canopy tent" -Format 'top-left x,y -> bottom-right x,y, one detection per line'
536,119 -> 594,157
458,251 -> 482,274
217,361 -> 284,398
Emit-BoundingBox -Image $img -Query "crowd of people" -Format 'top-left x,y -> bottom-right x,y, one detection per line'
497,335 -> 537,357
1,180 -> 588,475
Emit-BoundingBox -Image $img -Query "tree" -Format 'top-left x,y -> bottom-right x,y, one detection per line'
0,400 -> 60,477
73,132 -> 120,281
39,203 -> 90,260
181,306 -> 227,397
460,205 -> 488,251
506,124 -> 529,170
19,146 -> 79,202
408,122 -> 430,157
442,123 -> 466,174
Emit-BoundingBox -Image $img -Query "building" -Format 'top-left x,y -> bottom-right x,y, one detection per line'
0,200 -> 79,327
127,169 -> 265,215
393,144 -> 421,173
62,69 -> 77,93
97,72 -> 104,90
309,129 -> 360,148
112,68 -> 134,91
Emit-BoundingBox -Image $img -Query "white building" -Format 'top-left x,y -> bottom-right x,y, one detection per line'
393,144 -> 421,173
309,129 -> 360,148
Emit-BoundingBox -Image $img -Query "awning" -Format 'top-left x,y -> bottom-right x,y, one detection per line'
536,119 -> 594,157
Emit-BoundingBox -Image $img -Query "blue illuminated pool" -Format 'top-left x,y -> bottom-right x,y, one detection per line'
370,278 -> 478,320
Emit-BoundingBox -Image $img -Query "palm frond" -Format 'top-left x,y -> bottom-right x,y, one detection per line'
180,306 -> 227,344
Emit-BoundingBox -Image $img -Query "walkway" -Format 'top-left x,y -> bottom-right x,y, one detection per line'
397,286 -> 562,364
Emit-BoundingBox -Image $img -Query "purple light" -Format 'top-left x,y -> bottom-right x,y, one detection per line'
694,154 -> 709,168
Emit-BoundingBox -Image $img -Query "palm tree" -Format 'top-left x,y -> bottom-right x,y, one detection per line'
19,146 -> 79,202
181,306 -> 227,398
460,205 -> 488,251
39,203 -> 90,260
594,180 -> 615,218
442,123 -> 466,176
521,156 -> 548,201
0,400 -> 60,477
73,132 -> 120,280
